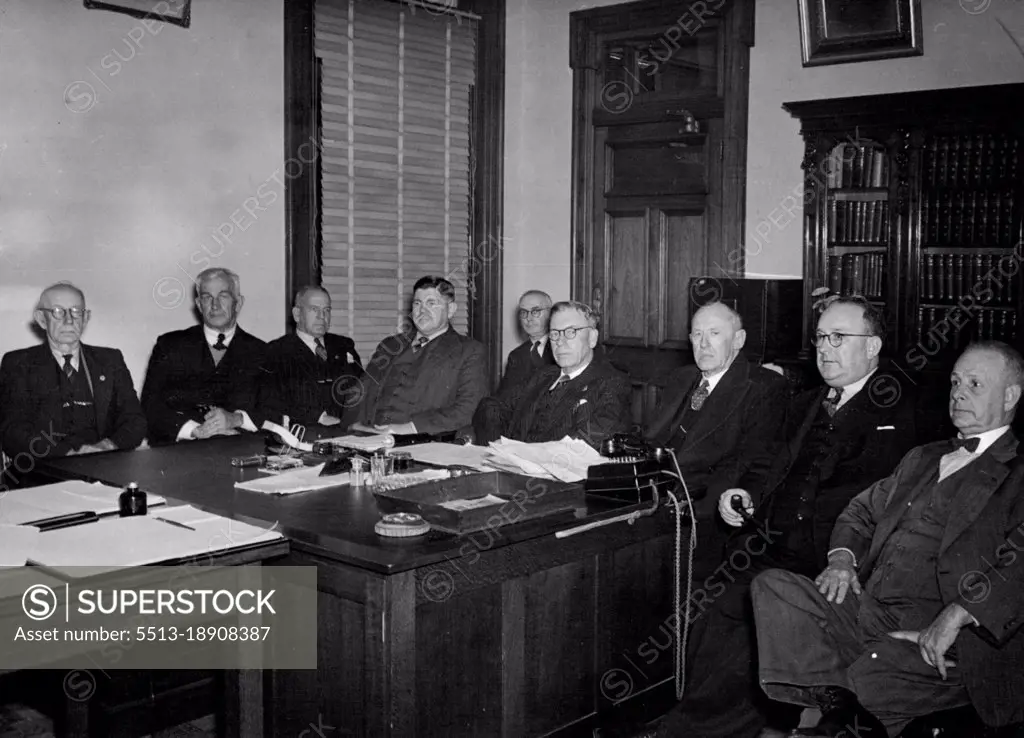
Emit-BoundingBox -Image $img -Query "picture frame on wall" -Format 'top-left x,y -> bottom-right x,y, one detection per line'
83,0 -> 191,29
798,0 -> 923,67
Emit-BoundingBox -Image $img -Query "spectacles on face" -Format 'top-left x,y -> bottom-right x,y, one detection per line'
812,331 -> 874,348
40,307 -> 87,322
549,326 -> 589,342
518,307 -> 549,320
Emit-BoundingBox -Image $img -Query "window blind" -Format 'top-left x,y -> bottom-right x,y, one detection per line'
315,0 -> 477,360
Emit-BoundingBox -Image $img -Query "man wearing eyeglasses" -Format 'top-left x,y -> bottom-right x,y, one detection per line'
262,286 -> 363,427
353,275 -> 487,437
648,296 -> 917,738
473,300 -> 630,447
141,267 -> 268,445
0,282 -> 146,468
495,290 -> 556,397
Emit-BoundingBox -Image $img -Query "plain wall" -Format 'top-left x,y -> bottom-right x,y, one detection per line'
0,0 -> 285,390
502,0 -> 1024,358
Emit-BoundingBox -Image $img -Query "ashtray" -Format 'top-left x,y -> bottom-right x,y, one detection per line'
374,512 -> 431,538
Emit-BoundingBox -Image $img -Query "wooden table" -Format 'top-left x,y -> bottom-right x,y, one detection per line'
35,435 -> 681,737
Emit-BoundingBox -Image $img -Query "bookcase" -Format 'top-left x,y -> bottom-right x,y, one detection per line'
785,84 -> 1024,370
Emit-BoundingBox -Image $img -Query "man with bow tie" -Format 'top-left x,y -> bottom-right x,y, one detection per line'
0,282 -> 146,473
261,286 -> 363,427
751,341 -> 1024,737
646,296 -> 917,738
472,300 -> 630,448
495,290 -> 557,397
353,275 -> 487,437
141,267 -> 268,445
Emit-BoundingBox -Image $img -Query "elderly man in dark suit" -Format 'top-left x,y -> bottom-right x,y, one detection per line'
0,282 -> 146,476
752,341 -> 1024,737
647,296 -> 917,738
473,300 -> 631,449
353,275 -> 486,437
262,286 -> 363,427
141,267 -> 267,445
495,290 -> 556,397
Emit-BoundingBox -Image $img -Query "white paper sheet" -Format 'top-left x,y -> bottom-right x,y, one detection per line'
317,434 -> 396,453
0,524 -> 40,566
401,442 -> 496,471
234,463 -> 349,495
0,480 -> 166,525
485,437 -> 608,482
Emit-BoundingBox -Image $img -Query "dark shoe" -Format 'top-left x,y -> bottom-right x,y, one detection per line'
791,687 -> 887,738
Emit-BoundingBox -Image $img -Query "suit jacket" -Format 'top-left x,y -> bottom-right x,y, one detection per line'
262,332 -> 363,426
141,325 -> 268,445
739,373 -> 918,566
358,327 -> 487,435
832,432 -> 1024,727
0,344 -> 146,459
473,358 -> 632,449
495,339 -> 556,397
645,354 -> 789,506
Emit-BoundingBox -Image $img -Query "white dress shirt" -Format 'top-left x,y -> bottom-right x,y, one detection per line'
176,324 -> 256,441
549,358 -> 592,390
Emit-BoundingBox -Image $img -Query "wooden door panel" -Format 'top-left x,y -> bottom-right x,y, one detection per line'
604,210 -> 649,345
608,141 -> 707,197
662,210 -> 707,346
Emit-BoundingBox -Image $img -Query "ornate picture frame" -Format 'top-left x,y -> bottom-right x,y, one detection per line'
83,0 -> 192,29
798,0 -> 923,67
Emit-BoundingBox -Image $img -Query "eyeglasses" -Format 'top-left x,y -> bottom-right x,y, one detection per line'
518,307 -> 549,319
306,307 -> 332,317
549,326 -> 589,342
812,331 -> 874,348
40,307 -> 87,321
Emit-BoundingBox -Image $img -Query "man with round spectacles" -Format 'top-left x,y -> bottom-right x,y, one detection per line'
0,282 -> 146,470
495,290 -> 556,397
473,300 -> 631,448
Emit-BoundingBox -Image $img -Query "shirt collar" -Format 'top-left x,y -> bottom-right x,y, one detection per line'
701,364 -> 731,394
529,335 -> 548,351
295,329 -> 321,355
203,324 -> 236,348
832,367 -> 876,410
560,357 -> 592,382
51,346 -> 81,371
960,425 -> 1011,455
414,326 -> 448,346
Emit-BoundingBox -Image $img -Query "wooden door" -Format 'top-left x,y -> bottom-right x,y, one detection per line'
571,0 -> 754,425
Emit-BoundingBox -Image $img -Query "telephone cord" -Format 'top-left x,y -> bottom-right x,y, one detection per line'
663,448 -> 696,702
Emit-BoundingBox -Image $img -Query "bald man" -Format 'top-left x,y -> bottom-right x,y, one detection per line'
0,283 -> 146,477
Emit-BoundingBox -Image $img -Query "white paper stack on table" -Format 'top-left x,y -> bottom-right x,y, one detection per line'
234,463 -> 348,495
0,525 -> 41,567
29,505 -> 283,577
0,480 -> 167,525
485,437 -> 609,482
401,442 -> 496,471
318,433 -> 396,453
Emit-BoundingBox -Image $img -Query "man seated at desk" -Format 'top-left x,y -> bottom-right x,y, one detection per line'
0,282 -> 146,467
473,300 -> 631,449
495,289 -> 556,397
262,286 -> 363,427
141,267 -> 267,445
353,275 -> 487,437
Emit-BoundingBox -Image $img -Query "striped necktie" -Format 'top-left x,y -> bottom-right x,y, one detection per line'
823,386 -> 844,417
315,338 -> 328,361
689,379 -> 710,411
62,354 -> 75,378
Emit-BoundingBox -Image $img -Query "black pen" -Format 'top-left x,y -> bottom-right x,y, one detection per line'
154,517 -> 196,532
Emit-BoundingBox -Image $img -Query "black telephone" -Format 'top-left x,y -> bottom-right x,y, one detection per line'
586,434 -> 678,504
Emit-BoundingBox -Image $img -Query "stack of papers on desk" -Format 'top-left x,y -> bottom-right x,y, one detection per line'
30,505 -> 283,576
234,463 -> 348,495
0,480 -> 166,525
402,442 -> 496,471
485,437 -> 608,482
319,433 -> 395,453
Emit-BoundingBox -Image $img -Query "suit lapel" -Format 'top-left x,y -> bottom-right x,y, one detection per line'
940,432 -> 1018,554
683,357 -> 750,449
649,366 -> 698,441
81,346 -> 110,429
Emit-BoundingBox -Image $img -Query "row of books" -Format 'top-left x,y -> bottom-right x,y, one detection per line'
827,253 -> 886,299
826,144 -> 888,189
917,307 -> 1018,349
921,190 -> 1016,247
919,254 -> 1018,303
827,201 -> 888,245
923,134 -> 1020,190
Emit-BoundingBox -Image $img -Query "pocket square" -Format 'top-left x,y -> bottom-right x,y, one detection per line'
576,399 -> 588,408
876,425 -> 895,430
99,375 -> 106,382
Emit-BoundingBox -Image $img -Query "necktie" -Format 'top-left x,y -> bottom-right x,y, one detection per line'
533,341 -> 542,358
551,374 -> 570,391
951,436 -> 981,453
689,379 -> 710,411
213,333 -> 227,351
62,354 -> 75,379
823,386 -> 844,417
413,336 -> 429,352
315,338 -> 328,361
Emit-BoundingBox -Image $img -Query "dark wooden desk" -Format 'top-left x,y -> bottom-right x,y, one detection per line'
36,436 -> 680,737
